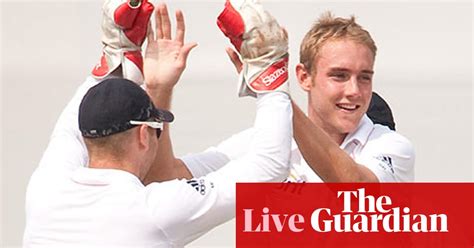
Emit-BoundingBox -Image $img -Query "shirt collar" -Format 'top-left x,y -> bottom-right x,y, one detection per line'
340,114 -> 374,149
71,167 -> 143,186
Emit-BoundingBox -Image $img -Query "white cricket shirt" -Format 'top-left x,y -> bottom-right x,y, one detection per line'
288,115 -> 415,182
183,115 -> 415,182
24,77 -> 293,247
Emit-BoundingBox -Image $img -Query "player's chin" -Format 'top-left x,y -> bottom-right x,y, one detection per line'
335,115 -> 362,134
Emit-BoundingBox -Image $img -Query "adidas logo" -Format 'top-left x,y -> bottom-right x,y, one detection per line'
186,179 -> 207,195
375,155 -> 394,174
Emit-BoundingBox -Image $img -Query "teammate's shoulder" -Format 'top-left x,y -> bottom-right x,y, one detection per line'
368,124 -> 414,156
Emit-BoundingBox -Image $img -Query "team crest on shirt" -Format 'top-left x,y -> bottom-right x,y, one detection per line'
186,179 -> 209,195
375,155 -> 394,174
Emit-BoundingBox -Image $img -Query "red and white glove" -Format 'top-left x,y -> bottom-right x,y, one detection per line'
217,0 -> 289,97
92,0 -> 154,84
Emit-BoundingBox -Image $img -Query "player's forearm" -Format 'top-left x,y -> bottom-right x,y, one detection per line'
245,92 -> 292,181
292,102 -> 378,182
147,85 -> 173,109
205,92 -> 292,184
144,85 -> 192,183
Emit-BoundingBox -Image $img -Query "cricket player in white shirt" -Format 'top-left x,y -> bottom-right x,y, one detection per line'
24,1 -> 292,247
182,10 -> 415,183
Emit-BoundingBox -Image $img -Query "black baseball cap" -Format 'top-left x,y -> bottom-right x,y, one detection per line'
367,92 -> 396,131
79,78 -> 174,138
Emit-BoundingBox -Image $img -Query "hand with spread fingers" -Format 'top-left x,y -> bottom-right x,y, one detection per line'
217,0 -> 289,97
142,4 -> 197,185
144,3 -> 197,91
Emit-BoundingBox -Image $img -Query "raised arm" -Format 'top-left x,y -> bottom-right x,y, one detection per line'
292,102 -> 379,182
219,59 -> 382,182
147,91 -> 292,244
146,1 -> 293,244
142,4 -> 197,184
36,77 -> 99,172
37,1 -> 156,173
179,128 -> 256,178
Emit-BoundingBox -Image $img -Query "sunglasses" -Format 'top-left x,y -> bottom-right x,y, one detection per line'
130,120 -> 163,139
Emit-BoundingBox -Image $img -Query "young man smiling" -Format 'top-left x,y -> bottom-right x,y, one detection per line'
185,12 -> 415,183
290,13 -> 414,182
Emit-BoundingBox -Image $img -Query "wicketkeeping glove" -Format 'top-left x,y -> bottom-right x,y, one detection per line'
92,0 -> 154,84
217,0 -> 289,97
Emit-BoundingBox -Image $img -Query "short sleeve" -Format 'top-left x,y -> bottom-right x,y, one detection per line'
358,130 -> 415,182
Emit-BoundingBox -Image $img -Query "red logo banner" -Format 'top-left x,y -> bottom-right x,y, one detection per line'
236,183 -> 474,247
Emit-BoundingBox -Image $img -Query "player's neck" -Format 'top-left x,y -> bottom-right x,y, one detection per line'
88,156 -> 141,179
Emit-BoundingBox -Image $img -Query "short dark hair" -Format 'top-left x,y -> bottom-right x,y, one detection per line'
83,128 -> 135,160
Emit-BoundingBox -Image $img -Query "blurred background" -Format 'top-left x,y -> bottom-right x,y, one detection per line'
1,0 -> 472,247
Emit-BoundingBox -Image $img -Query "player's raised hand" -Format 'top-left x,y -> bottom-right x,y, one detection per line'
144,3 -> 197,90
217,0 -> 289,97
92,0 -> 155,84
224,26 -> 289,75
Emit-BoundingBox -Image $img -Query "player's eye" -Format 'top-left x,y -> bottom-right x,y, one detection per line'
329,72 -> 349,82
358,74 -> 373,83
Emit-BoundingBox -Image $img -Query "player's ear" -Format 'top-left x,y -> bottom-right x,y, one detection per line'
296,63 -> 312,92
138,125 -> 151,151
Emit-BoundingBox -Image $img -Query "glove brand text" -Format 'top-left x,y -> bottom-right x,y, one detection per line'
262,65 -> 287,86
